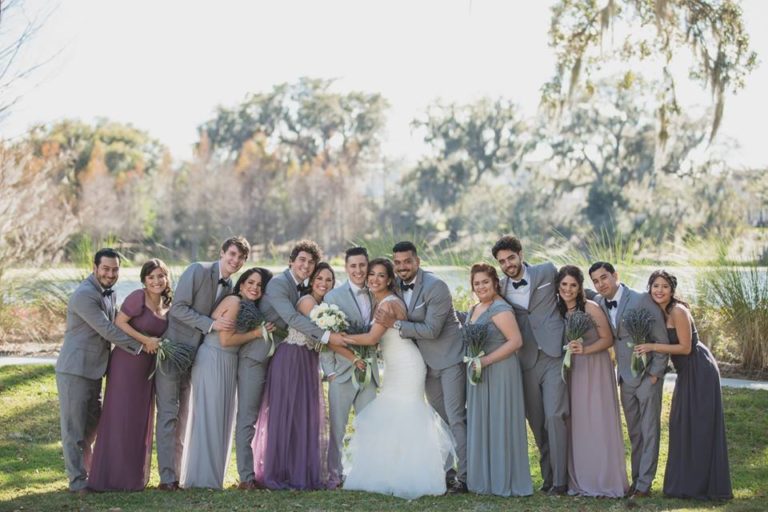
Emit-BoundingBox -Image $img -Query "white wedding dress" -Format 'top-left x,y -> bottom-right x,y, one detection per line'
342,296 -> 456,500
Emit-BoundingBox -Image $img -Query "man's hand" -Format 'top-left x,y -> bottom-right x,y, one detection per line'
374,307 -> 396,328
649,375 -> 659,385
328,332 -> 347,348
212,313 -> 235,332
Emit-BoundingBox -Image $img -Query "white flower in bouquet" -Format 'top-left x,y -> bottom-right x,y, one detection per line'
308,303 -> 349,351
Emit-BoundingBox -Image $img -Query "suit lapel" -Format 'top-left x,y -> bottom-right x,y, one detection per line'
614,284 -> 630,337
88,274 -> 114,321
408,269 -> 425,313
284,268 -> 299,304
598,296 -> 617,337
345,283 -> 365,323
524,263 -> 537,312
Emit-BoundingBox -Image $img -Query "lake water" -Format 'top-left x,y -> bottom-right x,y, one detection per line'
5,264 -> 716,305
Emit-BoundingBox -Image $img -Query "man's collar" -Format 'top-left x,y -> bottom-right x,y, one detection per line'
289,269 -> 304,286
608,283 -> 624,302
349,281 -> 365,293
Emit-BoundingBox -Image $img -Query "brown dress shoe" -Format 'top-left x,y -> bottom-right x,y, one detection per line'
238,480 -> 265,490
157,482 -> 179,491
631,489 -> 651,498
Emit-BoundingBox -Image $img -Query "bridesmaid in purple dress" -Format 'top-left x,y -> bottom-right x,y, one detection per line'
252,262 -> 333,490
558,265 -> 629,498
88,259 -> 170,491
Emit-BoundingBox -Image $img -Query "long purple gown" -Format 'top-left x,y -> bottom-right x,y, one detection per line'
252,327 -> 328,490
88,289 -> 167,491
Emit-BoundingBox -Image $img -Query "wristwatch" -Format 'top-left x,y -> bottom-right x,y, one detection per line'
393,320 -> 402,330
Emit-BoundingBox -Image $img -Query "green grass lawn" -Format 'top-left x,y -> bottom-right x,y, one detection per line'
0,365 -> 765,512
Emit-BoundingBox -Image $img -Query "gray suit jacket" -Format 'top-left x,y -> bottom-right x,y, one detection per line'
397,269 -> 463,370
238,298 -> 274,363
320,282 -> 380,385
501,262 -> 565,371
260,268 -> 325,341
55,274 -> 143,380
165,261 -> 226,350
596,284 -> 670,385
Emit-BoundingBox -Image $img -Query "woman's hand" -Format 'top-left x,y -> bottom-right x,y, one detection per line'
264,322 -> 276,333
144,337 -> 161,354
634,343 -> 654,355
568,338 -> 584,354
353,358 -> 367,371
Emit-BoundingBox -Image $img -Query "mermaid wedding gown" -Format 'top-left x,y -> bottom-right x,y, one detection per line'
342,296 -> 456,499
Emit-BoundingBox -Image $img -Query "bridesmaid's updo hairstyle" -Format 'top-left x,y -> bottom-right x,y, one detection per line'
309,262 -> 336,290
555,265 -> 586,317
647,269 -> 689,315
234,267 -> 273,305
140,258 -> 173,307
369,257 -> 396,292
469,263 -> 501,296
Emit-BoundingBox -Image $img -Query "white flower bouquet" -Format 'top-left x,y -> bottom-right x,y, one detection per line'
308,303 -> 349,352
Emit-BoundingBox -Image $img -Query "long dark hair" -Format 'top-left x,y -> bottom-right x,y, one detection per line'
234,267 -> 273,305
555,265 -> 586,317
140,258 -> 173,307
647,269 -> 689,315
309,262 -> 336,297
368,257 -> 396,292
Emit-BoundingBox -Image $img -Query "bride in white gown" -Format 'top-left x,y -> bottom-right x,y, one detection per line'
337,258 -> 456,500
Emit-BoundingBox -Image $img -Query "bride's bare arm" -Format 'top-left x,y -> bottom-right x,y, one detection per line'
343,301 -> 405,346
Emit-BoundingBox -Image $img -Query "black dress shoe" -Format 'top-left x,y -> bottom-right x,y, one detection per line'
447,479 -> 468,494
157,482 -> 179,491
547,485 -> 568,496
539,483 -> 553,493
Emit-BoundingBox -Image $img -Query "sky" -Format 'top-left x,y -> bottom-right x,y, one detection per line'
3,0 -> 767,169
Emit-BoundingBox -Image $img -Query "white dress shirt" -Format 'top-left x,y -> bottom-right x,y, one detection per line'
606,285 -> 624,328
349,282 -> 371,321
503,268 -> 531,310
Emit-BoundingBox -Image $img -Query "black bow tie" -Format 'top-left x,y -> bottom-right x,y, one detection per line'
400,282 -> 415,292
511,279 -> 528,290
218,278 -> 231,287
606,300 -> 618,310
102,289 -> 114,297
297,283 -> 310,294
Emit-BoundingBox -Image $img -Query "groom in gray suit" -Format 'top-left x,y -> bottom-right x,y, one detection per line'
492,235 -> 569,495
55,248 -> 157,494
589,261 -> 669,498
376,241 -> 467,493
321,246 -> 380,488
155,236 -> 250,491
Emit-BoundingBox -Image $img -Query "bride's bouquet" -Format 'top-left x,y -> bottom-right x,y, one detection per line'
346,322 -> 375,390
561,310 -> 595,383
236,300 -> 278,358
309,303 -> 349,352
623,308 -> 654,377
462,323 -> 489,385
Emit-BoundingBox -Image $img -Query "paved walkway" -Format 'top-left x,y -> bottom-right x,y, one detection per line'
1,355 -> 766,391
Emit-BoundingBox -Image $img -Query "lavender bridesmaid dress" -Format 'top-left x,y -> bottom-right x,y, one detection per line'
567,313 -> 629,497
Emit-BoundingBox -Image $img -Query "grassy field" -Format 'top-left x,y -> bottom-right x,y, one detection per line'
0,365 -> 766,512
